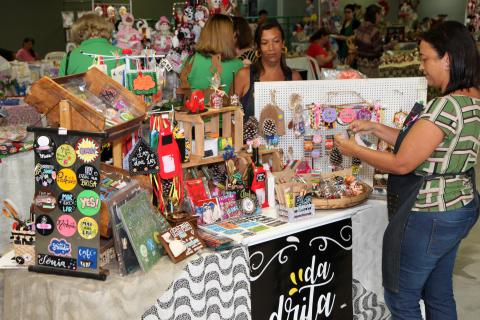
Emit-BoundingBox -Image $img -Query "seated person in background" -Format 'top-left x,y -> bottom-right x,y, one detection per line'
233,16 -> 256,66
306,28 -> 336,69
16,38 -> 38,62
233,20 -> 302,121
184,14 -> 243,94
59,13 -> 122,76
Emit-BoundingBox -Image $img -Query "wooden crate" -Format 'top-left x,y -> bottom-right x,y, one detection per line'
175,106 -> 244,162
25,67 -> 147,134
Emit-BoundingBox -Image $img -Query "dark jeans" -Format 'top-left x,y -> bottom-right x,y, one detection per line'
384,199 -> 479,319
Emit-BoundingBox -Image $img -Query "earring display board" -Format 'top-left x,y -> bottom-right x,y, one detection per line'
254,77 -> 428,182
28,127 -> 107,280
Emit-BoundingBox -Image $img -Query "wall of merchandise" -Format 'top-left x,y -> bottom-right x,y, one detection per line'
254,77 -> 428,181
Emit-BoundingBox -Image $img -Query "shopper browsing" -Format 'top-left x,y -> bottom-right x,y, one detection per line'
233,20 -> 302,121
16,37 -> 39,62
335,21 -> 480,319
181,14 -> 243,94
59,13 -> 122,76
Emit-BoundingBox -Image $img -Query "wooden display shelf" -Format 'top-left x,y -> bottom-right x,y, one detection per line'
25,67 -> 148,168
175,106 -> 243,159
182,155 -> 225,169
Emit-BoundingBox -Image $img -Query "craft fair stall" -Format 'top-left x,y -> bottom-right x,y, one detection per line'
2,200 -> 389,320
0,70 -> 426,319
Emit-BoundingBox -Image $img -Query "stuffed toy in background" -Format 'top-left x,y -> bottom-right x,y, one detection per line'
116,13 -> 142,55
153,16 -> 173,55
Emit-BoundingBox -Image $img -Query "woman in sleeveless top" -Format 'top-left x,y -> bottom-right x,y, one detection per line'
336,21 -> 480,319
232,20 -> 302,122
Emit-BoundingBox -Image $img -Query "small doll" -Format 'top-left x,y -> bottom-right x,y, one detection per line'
153,16 -> 173,55
115,13 -> 142,55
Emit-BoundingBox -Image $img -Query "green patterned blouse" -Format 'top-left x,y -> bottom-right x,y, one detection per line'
413,94 -> 480,212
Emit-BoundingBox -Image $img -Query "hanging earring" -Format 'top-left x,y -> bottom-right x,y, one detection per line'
255,50 -> 261,58
282,47 -> 288,54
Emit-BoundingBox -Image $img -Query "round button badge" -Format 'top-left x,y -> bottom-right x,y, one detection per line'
35,214 -> 54,236
56,215 -> 77,237
56,168 -> 77,191
77,217 -> 98,240
34,135 -> 56,160
56,144 -> 76,167
75,138 -> 100,164
35,163 -> 57,187
34,188 -> 56,213
77,190 -> 101,216
58,192 -> 76,214
77,164 -> 100,190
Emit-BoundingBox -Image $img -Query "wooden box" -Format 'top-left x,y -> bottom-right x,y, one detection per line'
25,67 -> 147,139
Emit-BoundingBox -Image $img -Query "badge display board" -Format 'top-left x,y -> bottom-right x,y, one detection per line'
249,218 -> 353,319
29,127 -> 107,280
254,78 -> 427,182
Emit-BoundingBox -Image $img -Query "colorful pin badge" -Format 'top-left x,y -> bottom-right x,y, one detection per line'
356,108 -> 372,121
56,168 -> 77,191
48,238 -> 72,257
34,188 -> 56,213
35,214 -> 54,236
35,163 -> 57,187
75,138 -> 100,164
338,108 -> 356,125
78,247 -> 97,269
56,215 -> 77,237
77,190 -> 101,216
58,192 -> 76,213
77,164 -> 100,190
56,144 -> 76,167
77,217 -> 98,240
34,135 -> 56,160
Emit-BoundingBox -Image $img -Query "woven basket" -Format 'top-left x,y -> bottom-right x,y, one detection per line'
312,182 -> 372,210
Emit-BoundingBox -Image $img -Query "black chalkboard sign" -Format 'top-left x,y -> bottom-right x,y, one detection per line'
249,218 -> 353,319
128,139 -> 159,176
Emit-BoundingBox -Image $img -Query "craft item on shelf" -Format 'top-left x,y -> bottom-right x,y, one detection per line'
2,199 -> 35,265
115,13 -> 142,55
128,138 -> 159,175
117,190 -> 170,272
244,116 -> 259,148
249,147 -> 268,208
303,135 -> 313,156
195,198 -> 222,225
259,90 -> 285,137
225,159 -> 244,194
262,118 -> 278,146
127,71 -> 158,95
312,173 -> 372,209
153,16 -> 173,55
209,77 -> 226,109
151,116 -> 184,213
309,103 -> 323,130
288,93 -> 305,138
337,107 -> 356,126
193,5 -> 210,42
159,222 -> 204,263
356,106 -> 372,121
185,90 -> 206,113
218,192 -> 242,220
329,146 -> 343,170
352,157 -> 362,175
61,11 -> 74,28
324,134 -> 334,151
196,228 -> 235,251
208,0 -> 222,14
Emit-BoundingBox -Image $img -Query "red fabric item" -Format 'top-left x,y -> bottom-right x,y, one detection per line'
306,43 -> 333,68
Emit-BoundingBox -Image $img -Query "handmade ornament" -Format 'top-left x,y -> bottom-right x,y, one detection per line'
288,93 -> 305,138
128,138 -> 159,175
185,90 -> 206,113
208,0 -> 222,14
263,119 -> 277,146
209,71 -> 226,109
329,147 -> 343,170
244,116 -> 259,146
259,90 -> 285,136
321,107 -> 337,128
136,19 -> 152,43
309,103 -> 323,130
106,6 -> 116,23
337,108 -> 356,126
